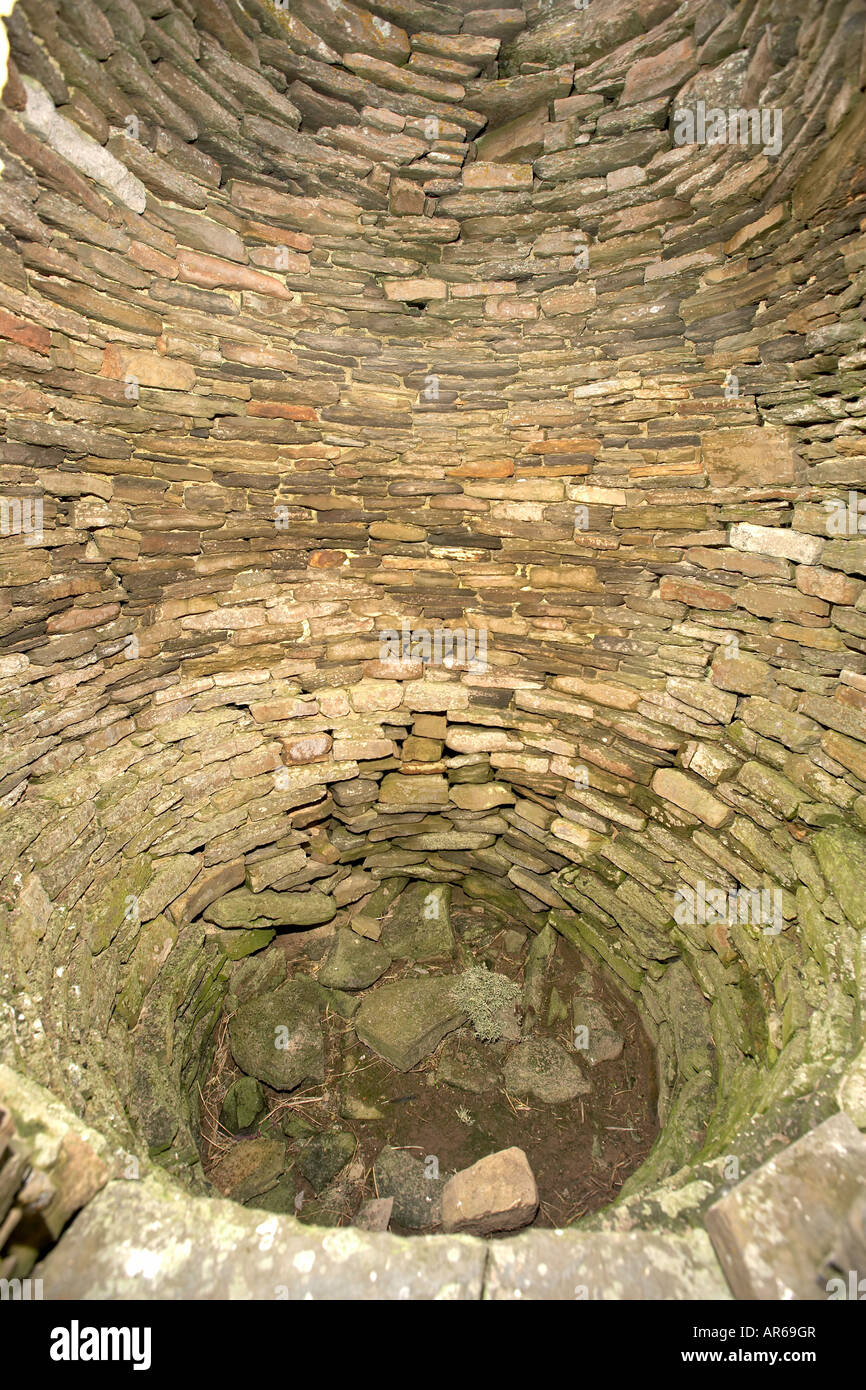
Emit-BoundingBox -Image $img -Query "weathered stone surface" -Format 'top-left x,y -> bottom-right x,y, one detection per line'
204,888 -> 336,929
296,1128 -> 356,1193
705,1115 -> 866,1300
248,848 -> 308,892
373,1146 -> 445,1231
378,773 -> 449,807
35,1178 -> 486,1298
437,1031 -> 501,1093
729,523 -> 824,566
463,162 -> 532,190
621,35 -> 695,103
441,1147 -> 538,1235
211,1137 -> 286,1203
503,1038 -> 590,1104
838,1045 -> 866,1129
651,769 -> 731,828
383,278 -> 447,303
475,103 -> 549,162
351,876 -> 407,940
536,130 -> 665,183
229,980 -> 325,1091
318,927 -> 391,989
812,827 -> 866,929
702,426 -> 798,487
354,1196 -> 394,1232
354,975 -> 466,1070
251,1174 -> 298,1215
485,1228 -> 731,1300
572,998 -> 624,1065
380,880 -> 454,959
19,77 -> 146,211
170,860 -> 246,925
101,345 -> 197,391
461,873 -> 545,932
467,65 -> 572,125
138,854 -> 200,923
219,1076 -> 267,1134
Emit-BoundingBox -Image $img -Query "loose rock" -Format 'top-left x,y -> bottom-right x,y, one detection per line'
441,1147 -> 538,1235
503,1038 -> 590,1104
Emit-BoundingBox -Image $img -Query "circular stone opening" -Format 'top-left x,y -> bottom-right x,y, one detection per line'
199,878 -> 658,1233
1,0 -> 866,1305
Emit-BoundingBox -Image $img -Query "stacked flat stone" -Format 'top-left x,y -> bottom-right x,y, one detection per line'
0,0 -> 865,1296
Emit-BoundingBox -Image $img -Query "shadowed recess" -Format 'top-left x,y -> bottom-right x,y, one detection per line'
0,0 -> 866,1301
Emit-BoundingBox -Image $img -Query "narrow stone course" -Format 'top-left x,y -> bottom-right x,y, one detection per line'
0,0 -> 865,1304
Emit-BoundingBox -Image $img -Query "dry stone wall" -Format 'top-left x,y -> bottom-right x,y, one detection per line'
0,0 -> 865,1297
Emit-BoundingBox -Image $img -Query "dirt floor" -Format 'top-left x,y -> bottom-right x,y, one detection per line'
201,892 -> 659,1232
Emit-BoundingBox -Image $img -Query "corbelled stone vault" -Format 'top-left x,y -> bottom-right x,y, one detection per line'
1,0 -> 866,1300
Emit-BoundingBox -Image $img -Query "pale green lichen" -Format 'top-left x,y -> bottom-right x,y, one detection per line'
450,966 -> 521,1043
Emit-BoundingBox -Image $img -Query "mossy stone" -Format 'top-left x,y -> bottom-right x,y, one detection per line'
318,927 -> 391,990
354,974 -> 467,1071
248,1172 -> 297,1214
813,827 -> 866,929
373,1146 -> 444,1230
212,927 -> 275,960
296,1129 -> 356,1193
210,1137 -> 286,1204
380,881 -> 454,960
204,888 -> 336,930
436,1031 -> 501,1094
220,1076 -> 267,1134
503,1038 -> 590,1104
280,1113 -> 315,1143
228,978 -> 325,1091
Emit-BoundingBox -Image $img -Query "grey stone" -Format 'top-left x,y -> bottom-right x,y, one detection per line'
380,881 -> 455,960
34,1178 -> 486,1299
354,974 -> 467,1071
354,1197 -> 394,1232
229,979 -> 325,1091
705,1113 -> 866,1300
729,522 -> 824,565
572,998 -> 624,1065
373,1146 -> 444,1231
437,1031 -> 501,1094
485,1228 -> 732,1300
20,77 -> 147,212
503,1038 -> 590,1104
318,927 -> 391,990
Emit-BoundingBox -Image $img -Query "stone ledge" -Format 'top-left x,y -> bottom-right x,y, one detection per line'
34,1169 -> 734,1300
484,1227 -> 731,1301
34,1177 -> 487,1301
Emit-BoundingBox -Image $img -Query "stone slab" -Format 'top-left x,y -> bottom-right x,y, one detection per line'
484,1227 -> 731,1300
354,974 -> 466,1070
35,1177 -> 486,1299
705,1114 -> 866,1300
